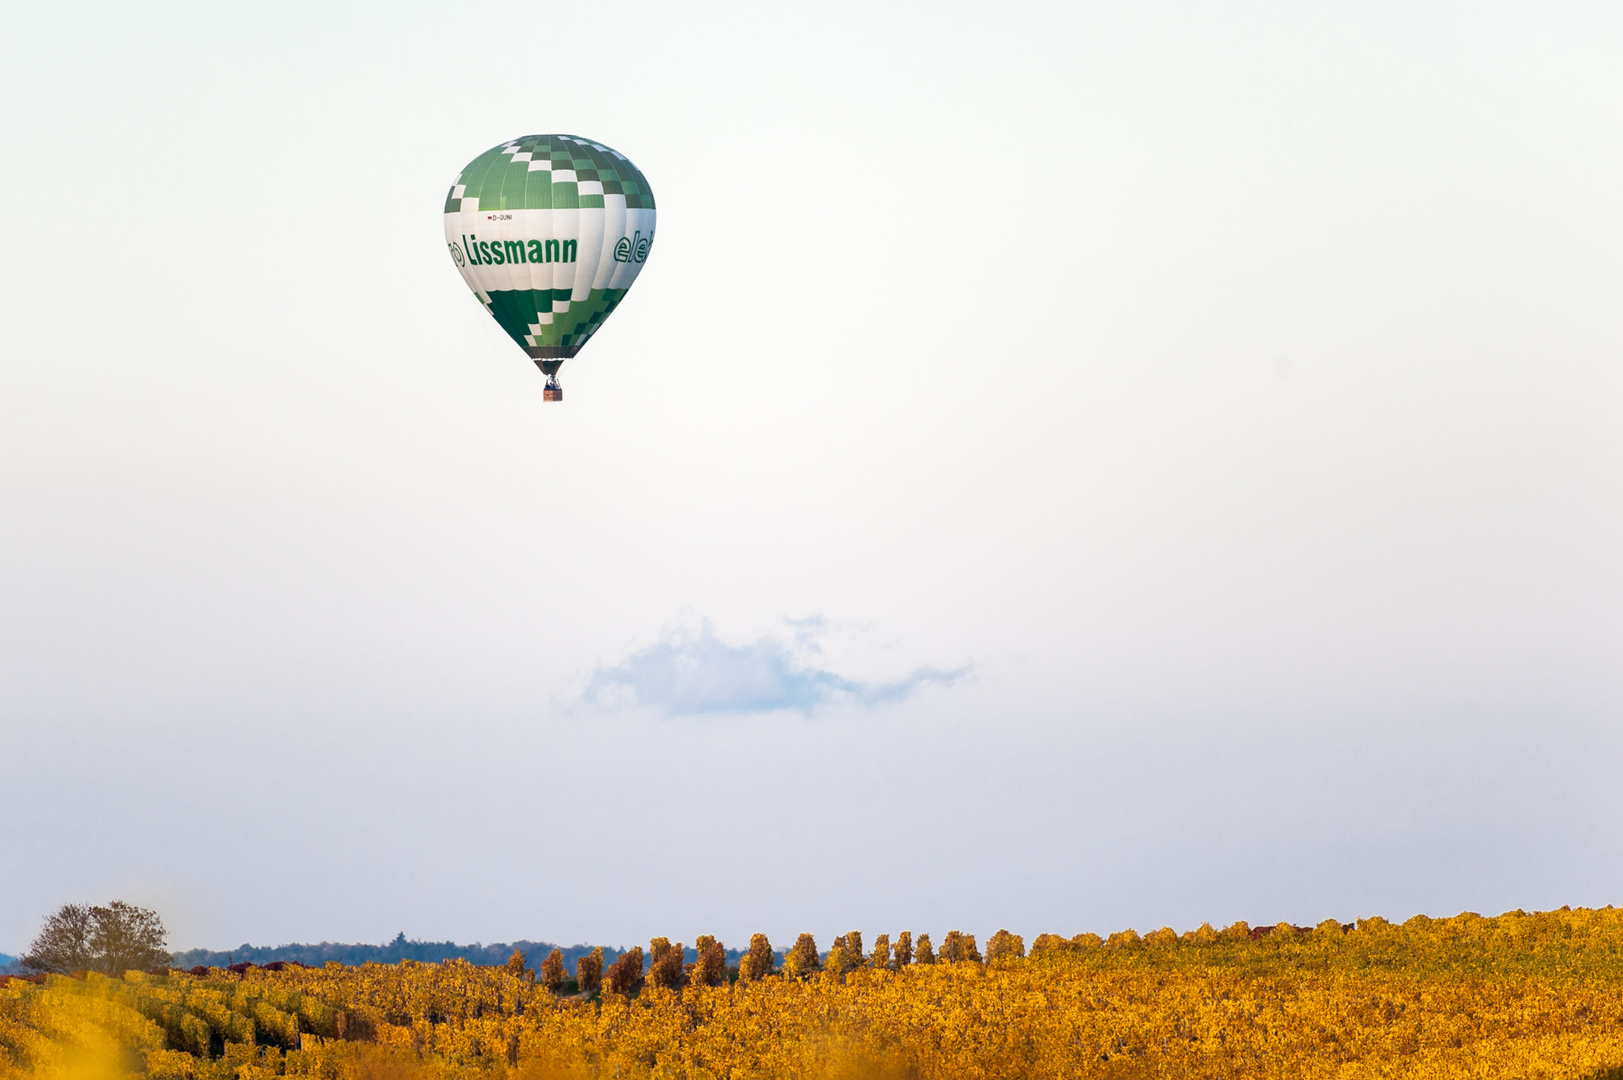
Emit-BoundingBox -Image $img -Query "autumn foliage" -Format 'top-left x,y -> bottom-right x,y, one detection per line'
891,930 -> 913,969
646,941 -> 683,990
603,947 -> 643,997
736,934 -> 774,983
573,947 -> 602,995
939,931 -> 980,964
690,938 -> 726,988
10,908 -> 1623,1079
537,949 -> 564,993
984,929 -> 1024,963
782,933 -> 820,979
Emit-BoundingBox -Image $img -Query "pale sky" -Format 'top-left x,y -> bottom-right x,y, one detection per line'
3,0 -> 1621,955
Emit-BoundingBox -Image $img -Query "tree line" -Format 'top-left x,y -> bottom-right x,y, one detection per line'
517,929 -> 1027,996
16,900 -> 1025,991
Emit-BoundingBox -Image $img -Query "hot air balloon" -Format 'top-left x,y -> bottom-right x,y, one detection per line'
444,135 -> 655,401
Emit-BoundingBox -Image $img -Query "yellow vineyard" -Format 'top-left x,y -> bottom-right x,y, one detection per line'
8,908 -> 1623,1080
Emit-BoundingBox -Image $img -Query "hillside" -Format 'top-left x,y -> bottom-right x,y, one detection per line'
8,909 -> 1623,1078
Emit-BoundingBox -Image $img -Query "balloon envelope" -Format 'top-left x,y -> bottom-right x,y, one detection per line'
443,134 -> 655,374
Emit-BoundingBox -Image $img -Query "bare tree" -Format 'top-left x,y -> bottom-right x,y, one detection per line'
21,904 -> 96,975
87,902 -> 169,974
23,902 -> 168,976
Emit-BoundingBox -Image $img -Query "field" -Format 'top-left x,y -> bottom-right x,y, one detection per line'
7,908 -> 1623,1079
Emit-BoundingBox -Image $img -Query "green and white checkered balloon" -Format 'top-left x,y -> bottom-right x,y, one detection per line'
443,135 -> 655,376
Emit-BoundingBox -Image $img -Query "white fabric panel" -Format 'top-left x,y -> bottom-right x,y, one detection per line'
443,205 -> 655,298
575,206 -> 605,302
592,196 -> 627,290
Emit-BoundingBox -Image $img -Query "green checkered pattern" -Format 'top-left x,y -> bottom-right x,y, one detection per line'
446,134 -> 653,361
483,287 -> 631,358
443,134 -> 654,214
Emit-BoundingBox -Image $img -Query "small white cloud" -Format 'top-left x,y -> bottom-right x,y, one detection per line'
581,619 -> 967,716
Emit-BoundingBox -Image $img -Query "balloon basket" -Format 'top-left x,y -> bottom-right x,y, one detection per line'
543,375 -> 563,402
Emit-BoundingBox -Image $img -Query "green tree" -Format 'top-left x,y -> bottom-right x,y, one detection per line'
539,949 -> 566,993
783,934 -> 820,979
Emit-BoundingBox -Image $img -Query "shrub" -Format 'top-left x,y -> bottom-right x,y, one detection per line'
1144,927 -> 1178,947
